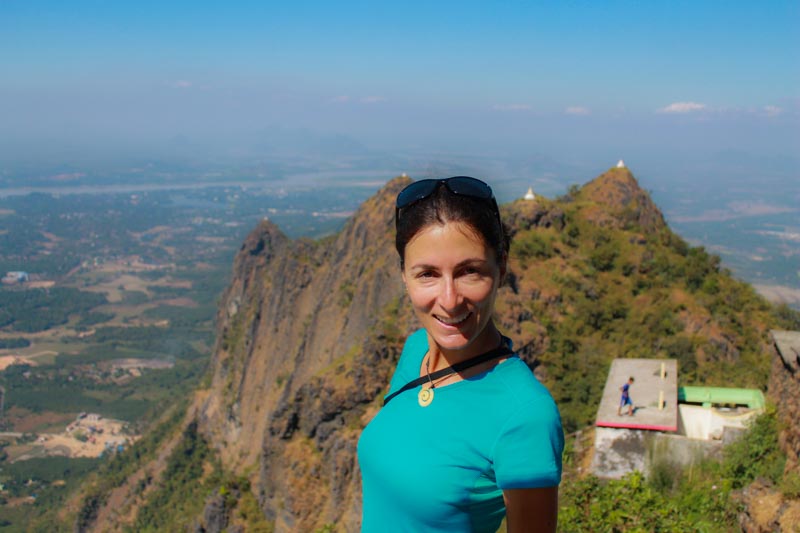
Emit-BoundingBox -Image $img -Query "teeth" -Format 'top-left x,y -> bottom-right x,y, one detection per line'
436,312 -> 470,325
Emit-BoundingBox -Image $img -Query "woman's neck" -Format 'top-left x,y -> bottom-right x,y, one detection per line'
427,322 -> 503,372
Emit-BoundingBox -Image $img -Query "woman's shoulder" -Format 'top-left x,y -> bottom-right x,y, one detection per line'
386,329 -> 428,392
398,329 -> 427,366
492,357 -> 559,409
403,328 -> 428,351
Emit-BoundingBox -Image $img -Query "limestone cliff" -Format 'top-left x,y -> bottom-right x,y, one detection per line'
198,176 -> 415,531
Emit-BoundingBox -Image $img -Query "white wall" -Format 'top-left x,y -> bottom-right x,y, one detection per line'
677,405 -> 758,440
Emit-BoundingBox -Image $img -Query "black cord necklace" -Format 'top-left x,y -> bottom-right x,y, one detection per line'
383,339 -> 513,407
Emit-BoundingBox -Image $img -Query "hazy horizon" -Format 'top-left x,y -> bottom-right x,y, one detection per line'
1,1 -> 797,173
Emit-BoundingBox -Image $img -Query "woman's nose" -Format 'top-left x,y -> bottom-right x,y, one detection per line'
439,277 -> 462,310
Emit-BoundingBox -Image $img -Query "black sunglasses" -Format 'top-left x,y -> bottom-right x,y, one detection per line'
395,176 -> 501,227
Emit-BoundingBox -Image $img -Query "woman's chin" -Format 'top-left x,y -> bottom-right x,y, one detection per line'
426,316 -> 497,356
433,335 -> 470,352
428,325 -> 477,353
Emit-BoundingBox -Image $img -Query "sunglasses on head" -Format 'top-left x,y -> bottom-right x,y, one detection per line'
395,176 -> 501,227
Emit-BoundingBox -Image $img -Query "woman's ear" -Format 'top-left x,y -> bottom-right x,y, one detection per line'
498,252 -> 508,284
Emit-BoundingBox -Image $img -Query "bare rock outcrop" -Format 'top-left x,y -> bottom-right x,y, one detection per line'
198,176 -> 415,530
770,331 -> 800,473
736,331 -> 800,531
580,166 -> 666,232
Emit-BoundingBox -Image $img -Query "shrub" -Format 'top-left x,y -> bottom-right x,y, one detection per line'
780,471 -> 800,499
589,243 -> 617,272
559,472 -> 689,531
774,303 -> 800,330
512,231 -> 554,260
648,459 -> 678,493
723,409 -> 785,488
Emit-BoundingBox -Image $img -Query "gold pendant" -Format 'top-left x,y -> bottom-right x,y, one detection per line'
418,386 -> 434,407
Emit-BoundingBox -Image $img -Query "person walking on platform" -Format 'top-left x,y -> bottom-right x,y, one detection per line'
618,377 -> 634,416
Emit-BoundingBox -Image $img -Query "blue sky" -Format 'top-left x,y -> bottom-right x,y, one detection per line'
1,0 -> 798,165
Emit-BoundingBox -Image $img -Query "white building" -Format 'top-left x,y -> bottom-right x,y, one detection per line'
523,187 -> 536,201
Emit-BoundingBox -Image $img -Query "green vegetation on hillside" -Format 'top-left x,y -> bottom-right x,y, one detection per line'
130,421 -> 217,532
505,177 -> 777,432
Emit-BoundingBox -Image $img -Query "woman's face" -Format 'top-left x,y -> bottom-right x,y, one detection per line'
402,221 -> 504,356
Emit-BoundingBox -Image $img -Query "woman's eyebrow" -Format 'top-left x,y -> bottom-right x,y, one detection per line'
408,258 -> 488,270
407,263 -> 439,271
456,257 -> 488,268
455,258 -> 489,268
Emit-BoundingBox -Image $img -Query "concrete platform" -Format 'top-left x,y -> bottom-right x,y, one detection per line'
595,358 -> 678,432
771,330 -> 800,372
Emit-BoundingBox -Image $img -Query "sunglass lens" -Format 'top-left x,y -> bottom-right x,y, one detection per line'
396,179 -> 440,208
445,176 -> 493,199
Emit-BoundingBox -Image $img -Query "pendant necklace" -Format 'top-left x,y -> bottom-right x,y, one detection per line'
418,386 -> 434,407
382,339 -> 513,408
417,353 -> 466,407
417,354 -> 437,407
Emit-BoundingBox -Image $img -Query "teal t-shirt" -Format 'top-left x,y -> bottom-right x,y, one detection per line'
358,329 -> 564,532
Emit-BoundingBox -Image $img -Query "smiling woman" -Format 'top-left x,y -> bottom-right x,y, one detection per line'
402,222 -> 502,355
358,177 -> 564,532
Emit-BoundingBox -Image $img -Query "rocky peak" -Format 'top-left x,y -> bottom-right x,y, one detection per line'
579,166 -> 666,232
241,217 -> 288,256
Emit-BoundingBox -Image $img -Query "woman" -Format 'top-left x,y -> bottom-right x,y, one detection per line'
358,176 -> 564,532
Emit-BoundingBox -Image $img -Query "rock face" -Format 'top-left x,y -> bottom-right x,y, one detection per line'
770,330 -> 800,473
198,176 -> 415,531
738,330 -> 800,531
737,479 -> 800,533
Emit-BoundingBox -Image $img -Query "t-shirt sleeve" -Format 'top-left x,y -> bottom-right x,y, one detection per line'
492,396 -> 564,489
384,329 -> 427,398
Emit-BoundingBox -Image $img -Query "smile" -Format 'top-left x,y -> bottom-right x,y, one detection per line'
434,311 -> 471,327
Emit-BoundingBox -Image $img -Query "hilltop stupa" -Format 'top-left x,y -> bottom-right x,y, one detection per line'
523,187 -> 536,201
616,159 -> 626,168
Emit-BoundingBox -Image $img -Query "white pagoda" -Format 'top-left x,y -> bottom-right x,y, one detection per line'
524,187 -> 536,201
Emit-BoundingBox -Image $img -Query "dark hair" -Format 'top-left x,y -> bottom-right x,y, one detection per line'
395,184 -> 510,268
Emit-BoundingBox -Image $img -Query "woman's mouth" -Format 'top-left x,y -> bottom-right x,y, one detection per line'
434,312 -> 471,327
